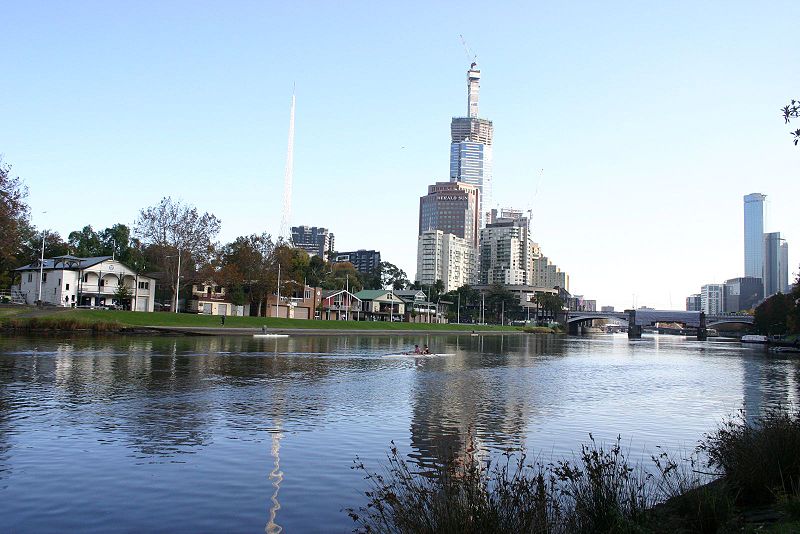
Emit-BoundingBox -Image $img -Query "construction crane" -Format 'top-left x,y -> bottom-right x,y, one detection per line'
459,34 -> 477,68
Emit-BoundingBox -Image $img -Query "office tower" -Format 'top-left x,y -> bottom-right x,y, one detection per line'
416,230 -> 476,292
763,232 -> 789,297
291,226 -> 334,258
743,193 -> 766,279
723,277 -> 763,313
700,284 -> 725,315
418,181 -> 480,247
450,64 -> 493,223
331,250 -> 381,274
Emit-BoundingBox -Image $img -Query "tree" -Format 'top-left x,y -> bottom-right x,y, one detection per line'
534,292 -> 564,321
68,225 -> 103,257
17,231 -> 69,266
788,269 -> 800,334
219,233 -> 274,316
134,197 -> 221,309
0,158 -> 30,287
782,99 -> 800,146
114,283 -> 132,309
754,292 -> 793,335
378,261 -> 409,290
485,284 -> 521,324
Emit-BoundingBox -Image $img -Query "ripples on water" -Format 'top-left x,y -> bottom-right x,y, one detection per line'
1,333 -> 798,532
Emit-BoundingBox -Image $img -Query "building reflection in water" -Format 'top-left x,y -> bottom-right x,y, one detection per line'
408,334 -> 567,469
741,351 -> 798,425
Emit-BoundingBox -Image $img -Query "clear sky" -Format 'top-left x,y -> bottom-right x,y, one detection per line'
2,1 -> 798,310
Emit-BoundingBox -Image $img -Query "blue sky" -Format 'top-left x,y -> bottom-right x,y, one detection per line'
2,1 -> 798,310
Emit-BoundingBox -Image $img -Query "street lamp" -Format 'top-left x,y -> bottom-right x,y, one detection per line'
37,230 -> 47,305
166,249 -> 182,313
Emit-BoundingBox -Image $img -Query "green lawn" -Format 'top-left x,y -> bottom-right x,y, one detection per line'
3,308 -> 522,332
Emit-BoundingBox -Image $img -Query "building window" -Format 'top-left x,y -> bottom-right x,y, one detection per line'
84,274 -> 89,283
42,273 -> 47,283
196,285 -> 204,292
214,286 -> 221,293
66,284 -> 70,290
99,279 -> 105,287
27,273 -> 32,283
138,281 -> 149,290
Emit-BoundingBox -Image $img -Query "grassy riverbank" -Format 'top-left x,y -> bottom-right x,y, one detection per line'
0,306 -> 528,333
348,408 -> 800,533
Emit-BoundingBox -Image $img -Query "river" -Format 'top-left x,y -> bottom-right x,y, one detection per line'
1,333 -> 798,532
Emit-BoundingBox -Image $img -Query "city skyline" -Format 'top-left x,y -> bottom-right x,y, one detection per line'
2,1 -> 798,310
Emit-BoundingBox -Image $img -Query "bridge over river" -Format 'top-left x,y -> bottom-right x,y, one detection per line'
565,309 -> 754,340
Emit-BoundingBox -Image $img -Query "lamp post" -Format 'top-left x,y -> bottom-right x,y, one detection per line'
275,262 -> 281,318
457,292 -> 461,324
174,248 -> 182,313
37,230 -> 46,305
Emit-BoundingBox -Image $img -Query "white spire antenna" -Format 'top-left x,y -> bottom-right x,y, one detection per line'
279,85 -> 296,241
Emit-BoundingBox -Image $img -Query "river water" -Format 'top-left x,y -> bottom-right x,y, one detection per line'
1,333 -> 798,532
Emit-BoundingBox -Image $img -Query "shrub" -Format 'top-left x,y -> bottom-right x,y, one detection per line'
347,436 -> 668,534
700,407 -> 800,505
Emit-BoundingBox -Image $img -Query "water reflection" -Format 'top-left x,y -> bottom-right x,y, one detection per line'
409,334 -> 568,468
1,334 -> 800,532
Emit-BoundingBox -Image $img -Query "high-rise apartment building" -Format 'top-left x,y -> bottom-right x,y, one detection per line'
763,232 -> 789,297
686,294 -> 701,312
450,65 -> 493,222
331,250 -> 381,274
743,193 -> 766,279
479,215 -> 534,286
416,230 -> 476,292
532,256 -> 569,292
291,226 -> 334,258
700,284 -> 725,315
418,181 -> 480,247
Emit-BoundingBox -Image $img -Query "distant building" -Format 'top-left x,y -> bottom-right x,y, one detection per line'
479,215 -> 533,285
567,295 -> 596,312
418,181 -> 480,247
743,193 -> 766,279
353,290 -> 406,322
416,230 -> 476,292
532,256 -> 569,292
318,289 -> 362,321
450,64 -> 493,224
723,277 -> 763,313
700,284 -> 724,315
601,305 -> 615,313
265,284 -> 321,320
685,294 -> 701,312
188,281 -> 248,316
13,255 -> 155,311
763,232 -> 789,297
331,250 -> 381,274
291,226 -> 334,258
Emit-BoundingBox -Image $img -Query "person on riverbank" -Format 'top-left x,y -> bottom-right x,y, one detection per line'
422,344 -> 430,355
412,344 -> 421,354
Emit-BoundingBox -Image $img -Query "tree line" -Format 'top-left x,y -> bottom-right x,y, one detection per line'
0,160 -> 419,313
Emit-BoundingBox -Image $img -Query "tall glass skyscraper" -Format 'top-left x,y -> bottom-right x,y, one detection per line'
450,65 -> 493,224
743,193 -> 766,279
763,232 -> 789,297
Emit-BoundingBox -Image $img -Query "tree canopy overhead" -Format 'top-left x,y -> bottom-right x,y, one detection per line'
782,99 -> 800,146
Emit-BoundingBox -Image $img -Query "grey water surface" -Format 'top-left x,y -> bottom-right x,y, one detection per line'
1,333 -> 798,533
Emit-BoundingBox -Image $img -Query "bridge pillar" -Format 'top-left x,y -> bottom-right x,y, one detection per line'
568,321 -> 580,335
697,312 -> 707,341
627,310 -> 642,339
